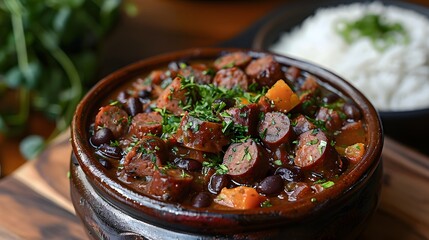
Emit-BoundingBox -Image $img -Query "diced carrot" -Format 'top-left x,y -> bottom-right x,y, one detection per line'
214,186 -> 267,210
265,79 -> 299,113
344,143 -> 365,163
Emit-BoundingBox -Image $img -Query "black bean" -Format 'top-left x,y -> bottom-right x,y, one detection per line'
138,89 -> 151,99
174,158 -> 202,172
322,93 -> 339,104
208,174 -> 230,194
343,102 -> 361,120
90,128 -> 114,147
257,175 -> 284,195
275,167 -> 304,182
125,97 -> 143,116
192,192 -> 212,208
98,144 -> 122,159
98,158 -> 112,169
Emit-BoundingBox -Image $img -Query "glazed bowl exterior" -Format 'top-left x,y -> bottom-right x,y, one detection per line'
70,48 -> 383,240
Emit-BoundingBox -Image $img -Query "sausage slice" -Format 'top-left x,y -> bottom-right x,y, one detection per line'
315,107 -> 343,131
213,67 -> 249,90
147,169 -> 193,202
178,63 -> 212,85
94,105 -> 129,138
292,114 -> 316,136
123,136 -> 167,178
223,139 -> 269,184
294,129 -> 329,169
156,77 -> 188,115
129,112 -> 163,138
175,113 -> 230,153
222,103 -> 260,137
214,52 -> 252,70
258,111 -> 293,147
245,55 -> 284,88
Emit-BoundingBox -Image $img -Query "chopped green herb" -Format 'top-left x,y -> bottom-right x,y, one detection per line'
274,159 -> 282,166
110,140 -> 120,147
307,139 -> 319,146
223,62 -> 235,69
336,13 -> 409,51
260,128 -> 268,139
318,140 -> 327,154
243,146 -> 252,161
320,181 -> 335,189
261,200 -> 272,208
179,62 -> 187,69
217,164 -> 229,175
109,100 -> 121,106
154,107 -> 181,139
180,169 -> 190,178
202,68 -> 215,77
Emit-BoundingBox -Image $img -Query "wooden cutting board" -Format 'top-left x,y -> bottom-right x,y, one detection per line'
0,131 -> 428,239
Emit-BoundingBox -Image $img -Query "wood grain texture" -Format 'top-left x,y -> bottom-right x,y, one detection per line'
359,137 -> 429,240
0,176 -> 85,240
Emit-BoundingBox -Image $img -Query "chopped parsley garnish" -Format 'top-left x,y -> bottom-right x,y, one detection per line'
274,159 -> 282,166
261,200 -> 272,208
180,169 -> 190,178
178,76 -> 263,123
337,13 -> 409,51
320,181 -> 335,189
109,100 -> 121,106
318,140 -> 327,154
110,140 -> 120,147
202,155 -> 228,175
314,179 -> 335,189
243,146 -> 252,161
216,164 -> 229,175
154,107 -> 181,139
307,139 -> 319,146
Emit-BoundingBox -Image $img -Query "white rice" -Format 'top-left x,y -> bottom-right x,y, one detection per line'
269,2 -> 429,111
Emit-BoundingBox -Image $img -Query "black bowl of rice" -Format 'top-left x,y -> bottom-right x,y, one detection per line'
253,0 -> 429,152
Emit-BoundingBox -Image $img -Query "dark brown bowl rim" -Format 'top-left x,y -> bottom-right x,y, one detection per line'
71,47 -> 383,221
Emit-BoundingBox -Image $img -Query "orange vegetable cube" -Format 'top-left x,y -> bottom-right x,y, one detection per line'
345,143 -> 365,163
265,79 -> 299,113
214,186 -> 267,210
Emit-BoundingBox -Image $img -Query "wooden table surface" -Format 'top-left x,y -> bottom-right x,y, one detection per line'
1,0 -> 429,239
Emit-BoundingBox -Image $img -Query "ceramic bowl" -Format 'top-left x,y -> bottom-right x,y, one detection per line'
70,48 -> 383,240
